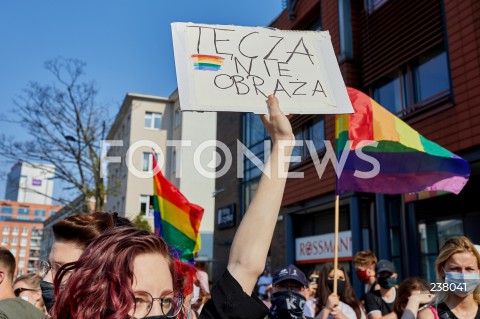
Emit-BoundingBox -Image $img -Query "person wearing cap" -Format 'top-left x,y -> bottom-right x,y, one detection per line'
364,260 -> 398,319
268,264 -> 312,319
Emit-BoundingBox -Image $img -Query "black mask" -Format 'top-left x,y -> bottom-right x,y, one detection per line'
377,276 -> 397,289
269,291 -> 306,319
40,280 -> 55,312
327,279 -> 346,295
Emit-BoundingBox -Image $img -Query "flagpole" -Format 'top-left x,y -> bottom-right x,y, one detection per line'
333,194 -> 340,295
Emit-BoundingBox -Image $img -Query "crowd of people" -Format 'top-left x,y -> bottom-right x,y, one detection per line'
255,236 -> 479,319
0,96 -> 479,319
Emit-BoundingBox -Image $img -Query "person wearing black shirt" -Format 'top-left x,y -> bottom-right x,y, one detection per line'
364,260 -> 398,319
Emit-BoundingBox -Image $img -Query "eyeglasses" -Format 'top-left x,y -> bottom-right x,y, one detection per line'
14,287 -> 39,297
130,290 -> 184,319
38,260 -> 73,283
309,277 -> 318,283
38,260 -> 52,278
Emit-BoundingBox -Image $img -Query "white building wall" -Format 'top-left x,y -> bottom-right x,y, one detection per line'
5,162 -> 55,205
178,111 -> 217,260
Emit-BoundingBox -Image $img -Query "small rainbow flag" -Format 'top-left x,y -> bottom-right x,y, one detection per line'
191,54 -> 224,71
335,87 -> 470,195
152,154 -> 204,262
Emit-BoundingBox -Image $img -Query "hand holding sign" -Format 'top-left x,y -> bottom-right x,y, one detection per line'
172,23 -> 353,114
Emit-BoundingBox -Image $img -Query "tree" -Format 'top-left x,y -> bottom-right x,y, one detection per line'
132,212 -> 153,233
0,57 -> 115,210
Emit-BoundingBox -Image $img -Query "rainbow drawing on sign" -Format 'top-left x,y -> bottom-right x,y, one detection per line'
191,54 -> 225,71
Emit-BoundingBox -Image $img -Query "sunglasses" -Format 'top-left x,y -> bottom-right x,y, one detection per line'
14,287 -> 38,297
309,277 -> 318,283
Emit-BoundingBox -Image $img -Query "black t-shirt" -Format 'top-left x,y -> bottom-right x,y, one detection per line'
364,289 -> 396,317
434,302 -> 480,319
200,269 -> 269,319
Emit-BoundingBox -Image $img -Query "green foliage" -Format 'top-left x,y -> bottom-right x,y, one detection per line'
132,212 -> 152,233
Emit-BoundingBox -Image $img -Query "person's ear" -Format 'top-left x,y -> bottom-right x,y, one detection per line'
392,273 -> 398,279
0,271 -> 5,285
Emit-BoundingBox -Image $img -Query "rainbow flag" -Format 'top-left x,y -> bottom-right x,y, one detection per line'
152,155 -> 204,262
191,54 -> 224,71
335,87 -> 470,195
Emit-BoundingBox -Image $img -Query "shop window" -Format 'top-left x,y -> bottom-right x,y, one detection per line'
418,219 -> 464,283
371,47 -> 450,117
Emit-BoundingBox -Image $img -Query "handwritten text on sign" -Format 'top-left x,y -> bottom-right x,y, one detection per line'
172,23 -> 353,114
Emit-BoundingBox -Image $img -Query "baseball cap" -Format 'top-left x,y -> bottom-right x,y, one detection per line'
375,259 -> 396,274
272,264 -> 308,287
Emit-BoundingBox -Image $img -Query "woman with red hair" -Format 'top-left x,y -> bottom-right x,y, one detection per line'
50,95 -> 294,319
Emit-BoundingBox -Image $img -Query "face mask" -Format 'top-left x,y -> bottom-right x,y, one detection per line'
356,269 -> 370,283
269,291 -> 306,319
40,280 -> 55,312
327,279 -> 346,295
377,276 -> 396,289
445,271 -> 480,295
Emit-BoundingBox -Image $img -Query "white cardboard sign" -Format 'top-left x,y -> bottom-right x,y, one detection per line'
172,22 -> 353,114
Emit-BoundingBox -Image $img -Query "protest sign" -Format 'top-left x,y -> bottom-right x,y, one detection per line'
172,22 -> 353,114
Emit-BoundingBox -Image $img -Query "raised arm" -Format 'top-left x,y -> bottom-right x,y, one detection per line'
227,95 -> 294,294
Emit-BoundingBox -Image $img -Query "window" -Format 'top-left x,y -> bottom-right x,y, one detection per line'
50,210 -> 57,216
142,153 -> 159,172
9,248 -> 16,256
372,47 -> 450,117
419,219 -> 464,283
18,258 -> 25,268
20,238 -> 27,247
18,208 -> 29,215
140,195 -> 155,218
338,0 -> 353,60
11,237 -> 17,245
2,226 -> 9,235
242,113 -> 269,213
365,0 -> 389,14
12,227 -> 19,235
292,116 -> 326,161
22,227 -> 28,236
174,109 -> 181,127
19,248 -> 26,257
1,206 -> 13,214
1,237 -> 7,245
34,209 -> 46,217
172,150 -> 177,174
144,112 -> 162,130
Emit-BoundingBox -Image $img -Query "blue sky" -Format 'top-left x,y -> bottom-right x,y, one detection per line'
0,1 -> 284,200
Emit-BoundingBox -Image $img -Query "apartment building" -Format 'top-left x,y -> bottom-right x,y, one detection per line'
0,200 -> 61,275
105,91 -> 216,261
213,0 -> 480,292
5,161 -> 55,205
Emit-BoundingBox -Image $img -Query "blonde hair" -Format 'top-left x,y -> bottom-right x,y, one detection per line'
434,236 -> 480,304
353,250 -> 377,268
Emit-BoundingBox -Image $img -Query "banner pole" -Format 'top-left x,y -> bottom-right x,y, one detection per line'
333,194 -> 340,295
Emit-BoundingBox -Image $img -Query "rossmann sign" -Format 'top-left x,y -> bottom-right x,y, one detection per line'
295,231 -> 352,264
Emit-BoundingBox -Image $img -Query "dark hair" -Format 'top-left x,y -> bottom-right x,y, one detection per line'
0,247 -> 15,282
393,277 -> 430,317
316,263 -> 364,319
51,226 -> 174,319
52,212 -> 132,249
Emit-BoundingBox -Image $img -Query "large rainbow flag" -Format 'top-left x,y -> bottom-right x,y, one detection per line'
335,87 -> 470,195
152,154 -> 204,262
